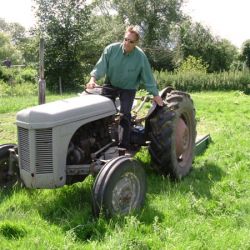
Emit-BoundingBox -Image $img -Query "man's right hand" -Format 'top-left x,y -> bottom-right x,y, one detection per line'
86,77 -> 97,89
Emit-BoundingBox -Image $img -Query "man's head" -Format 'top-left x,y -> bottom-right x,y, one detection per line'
123,25 -> 140,53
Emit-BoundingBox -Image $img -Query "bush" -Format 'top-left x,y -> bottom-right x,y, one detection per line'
14,67 -> 37,84
0,81 -> 38,97
0,66 -> 37,84
0,66 -> 13,82
176,56 -> 208,73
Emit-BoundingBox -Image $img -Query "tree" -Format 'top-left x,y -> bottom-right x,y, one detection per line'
0,18 -> 38,65
18,36 -> 40,65
8,22 -> 26,45
92,0 -> 184,70
0,32 -> 22,64
176,19 -> 238,72
0,18 -> 8,33
0,18 -> 26,45
88,14 -> 125,65
208,39 -> 238,72
241,39 -> 250,68
110,0 -> 183,45
34,0 -> 92,91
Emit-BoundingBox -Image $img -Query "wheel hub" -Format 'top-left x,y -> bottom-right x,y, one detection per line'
112,172 -> 140,213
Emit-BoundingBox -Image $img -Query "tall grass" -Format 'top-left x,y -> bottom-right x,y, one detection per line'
0,91 -> 249,249
154,70 -> 250,93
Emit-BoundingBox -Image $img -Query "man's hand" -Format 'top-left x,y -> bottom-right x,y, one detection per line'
153,95 -> 164,106
86,77 -> 97,89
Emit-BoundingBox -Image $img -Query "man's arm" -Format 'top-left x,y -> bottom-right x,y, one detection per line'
86,45 -> 112,90
140,55 -> 164,106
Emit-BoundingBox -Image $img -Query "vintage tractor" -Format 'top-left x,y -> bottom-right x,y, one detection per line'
0,87 -> 198,217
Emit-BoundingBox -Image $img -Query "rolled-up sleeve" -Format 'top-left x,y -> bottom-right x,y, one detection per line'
90,46 -> 110,80
140,56 -> 159,96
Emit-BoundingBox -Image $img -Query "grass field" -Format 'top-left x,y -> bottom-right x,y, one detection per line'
0,91 -> 249,249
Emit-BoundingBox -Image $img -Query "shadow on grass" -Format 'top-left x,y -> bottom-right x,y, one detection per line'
0,221 -> 27,240
144,160 -> 226,199
187,161 -> 226,198
0,178 -> 103,241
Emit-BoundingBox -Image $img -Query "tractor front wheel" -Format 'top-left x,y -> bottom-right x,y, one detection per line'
92,156 -> 146,217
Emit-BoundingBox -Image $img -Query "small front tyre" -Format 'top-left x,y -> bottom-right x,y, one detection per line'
0,144 -> 19,187
92,156 -> 146,217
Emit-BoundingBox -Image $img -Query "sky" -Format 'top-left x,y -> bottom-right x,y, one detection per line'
183,0 -> 250,48
0,0 -> 35,29
0,0 -> 250,48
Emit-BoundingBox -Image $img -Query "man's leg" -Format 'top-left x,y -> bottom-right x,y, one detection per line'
119,89 -> 136,149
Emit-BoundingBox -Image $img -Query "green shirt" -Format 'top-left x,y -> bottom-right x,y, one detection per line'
90,42 -> 159,96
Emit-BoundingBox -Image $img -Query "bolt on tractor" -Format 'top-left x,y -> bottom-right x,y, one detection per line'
0,87 -> 200,217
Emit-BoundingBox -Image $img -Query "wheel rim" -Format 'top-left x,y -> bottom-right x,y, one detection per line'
111,172 -> 141,214
175,115 -> 192,168
176,117 -> 189,157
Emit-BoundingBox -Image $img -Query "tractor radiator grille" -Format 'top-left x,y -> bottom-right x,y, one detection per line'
35,129 -> 53,174
18,127 -> 30,172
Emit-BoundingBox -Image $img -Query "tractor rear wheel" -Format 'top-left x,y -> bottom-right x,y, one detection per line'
92,156 -> 146,217
0,144 -> 19,187
148,90 -> 196,179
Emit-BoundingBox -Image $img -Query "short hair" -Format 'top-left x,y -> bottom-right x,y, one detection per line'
125,25 -> 140,41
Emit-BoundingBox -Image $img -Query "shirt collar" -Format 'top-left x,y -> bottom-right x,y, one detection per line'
121,43 -> 136,56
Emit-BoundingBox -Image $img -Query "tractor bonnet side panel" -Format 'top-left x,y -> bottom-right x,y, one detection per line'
16,95 -> 116,188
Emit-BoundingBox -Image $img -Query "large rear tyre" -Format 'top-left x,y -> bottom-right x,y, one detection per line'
92,156 -> 146,217
148,90 -> 196,179
0,144 -> 19,187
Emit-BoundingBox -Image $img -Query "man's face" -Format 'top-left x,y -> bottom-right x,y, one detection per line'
123,32 -> 138,53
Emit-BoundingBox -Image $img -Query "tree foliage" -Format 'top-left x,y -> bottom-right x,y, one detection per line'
0,32 -> 23,64
177,19 -> 238,72
241,39 -> 250,68
34,0 -> 92,91
0,18 -> 27,45
0,18 -> 33,65
88,15 -> 125,64
111,0 -> 183,45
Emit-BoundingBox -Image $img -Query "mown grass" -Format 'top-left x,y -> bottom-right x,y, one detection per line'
0,91 -> 249,249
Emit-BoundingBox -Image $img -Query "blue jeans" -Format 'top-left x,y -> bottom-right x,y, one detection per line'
102,84 -> 136,148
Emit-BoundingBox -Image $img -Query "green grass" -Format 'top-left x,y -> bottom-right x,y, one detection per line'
0,91 -> 249,249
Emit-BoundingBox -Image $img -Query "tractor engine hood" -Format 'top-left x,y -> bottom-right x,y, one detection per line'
16,95 -> 117,129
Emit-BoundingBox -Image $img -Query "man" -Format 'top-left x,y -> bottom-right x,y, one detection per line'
86,25 -> 163,150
